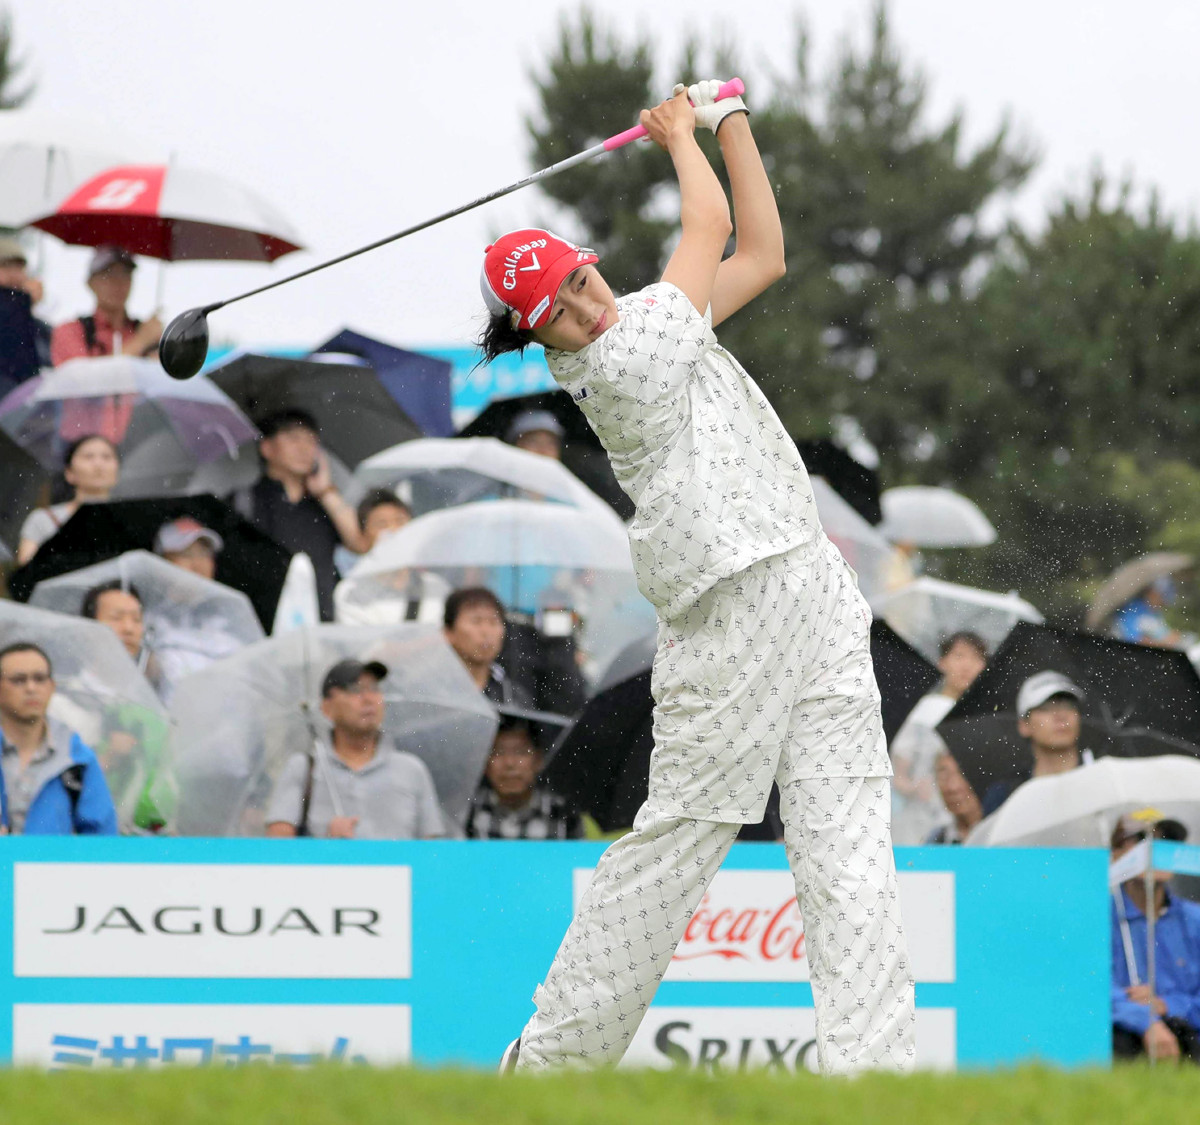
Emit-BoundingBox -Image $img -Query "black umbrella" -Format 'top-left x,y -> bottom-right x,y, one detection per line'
456,389 -> 632,520
208,353 -> 421,469
871,620 -> 941,743
6,494 -> 292,631
794,438 -> 882,526
937,622 -> 1200,800
544,623 -> 934,830
0,427 -> 50,549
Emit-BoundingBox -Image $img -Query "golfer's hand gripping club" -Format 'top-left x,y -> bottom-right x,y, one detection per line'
159,78 -> 745,381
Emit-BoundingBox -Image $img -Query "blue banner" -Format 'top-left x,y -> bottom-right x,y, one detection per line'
0,839 -> 1110,1071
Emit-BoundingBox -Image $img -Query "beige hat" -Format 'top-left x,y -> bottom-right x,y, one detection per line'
0,235 -> 27,265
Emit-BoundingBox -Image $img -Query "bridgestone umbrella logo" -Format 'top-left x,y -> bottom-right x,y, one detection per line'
87,179 -> 150,210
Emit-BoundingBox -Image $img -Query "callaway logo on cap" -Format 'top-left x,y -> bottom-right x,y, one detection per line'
481,229 -> 599,330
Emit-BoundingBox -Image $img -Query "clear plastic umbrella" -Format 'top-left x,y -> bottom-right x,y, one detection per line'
0,601 -> 174,832
334,499 -> 652,680
165,623 -> 497,836
28,550 -> 264,705
872,576 -> 1043,664
811,477 -> 892,602
354,437 -> 615,516
879,486 -> 996,548
0,357 -> 258,497
966,755 -> 1200,848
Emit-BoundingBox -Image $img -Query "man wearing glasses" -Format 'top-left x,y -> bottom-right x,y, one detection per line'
0,643 -> 118,835
265,658 -> 444,840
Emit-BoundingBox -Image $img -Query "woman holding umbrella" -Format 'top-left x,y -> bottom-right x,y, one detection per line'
16,434 -> 119,565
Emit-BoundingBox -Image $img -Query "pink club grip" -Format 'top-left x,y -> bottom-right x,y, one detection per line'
602,77 -> 746,151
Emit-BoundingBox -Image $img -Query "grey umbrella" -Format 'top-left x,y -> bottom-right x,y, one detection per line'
1086,553 -> 1194,631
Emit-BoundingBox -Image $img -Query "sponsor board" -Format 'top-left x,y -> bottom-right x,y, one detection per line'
622,1006 -> 956,1072
573,868 -> 955,983
14,863 -> 411,979
12,1003 -> 410,1068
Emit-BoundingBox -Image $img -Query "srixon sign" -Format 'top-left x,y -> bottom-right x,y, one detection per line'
574,868 -> 956,983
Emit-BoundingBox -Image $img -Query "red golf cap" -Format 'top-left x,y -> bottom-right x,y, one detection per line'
481,229 -> 598,331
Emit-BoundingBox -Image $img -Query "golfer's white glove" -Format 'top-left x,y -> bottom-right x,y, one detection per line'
672,79 -> 748,135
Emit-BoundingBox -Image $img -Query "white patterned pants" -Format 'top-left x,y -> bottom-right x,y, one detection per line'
517,776 -> 915,1074
516,541 -> 916,1074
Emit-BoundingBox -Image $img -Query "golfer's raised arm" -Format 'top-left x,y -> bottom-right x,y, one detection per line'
709,111 -> 786,326
641,93 -> 732,316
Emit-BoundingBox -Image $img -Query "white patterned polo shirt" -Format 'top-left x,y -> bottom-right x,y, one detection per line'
546,281 -> 820,619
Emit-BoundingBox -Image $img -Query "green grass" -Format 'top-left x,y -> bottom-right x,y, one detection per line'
1,1065 -> 1199,1125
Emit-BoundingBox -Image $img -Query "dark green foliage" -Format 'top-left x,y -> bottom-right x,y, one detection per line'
0,9 -> 33,110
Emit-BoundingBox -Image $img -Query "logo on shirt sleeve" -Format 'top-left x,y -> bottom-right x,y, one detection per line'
572,386 -> 591,402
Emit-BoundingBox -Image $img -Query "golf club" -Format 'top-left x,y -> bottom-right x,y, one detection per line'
158,78 -> 745,380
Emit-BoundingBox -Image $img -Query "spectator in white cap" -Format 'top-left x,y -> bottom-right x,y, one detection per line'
153,517 -> 224,582
505,410 -> 565,461
144,517 -> 244,705
0,234 -> 51,397
49,245 -> 163,365
981,670 -> 1088,816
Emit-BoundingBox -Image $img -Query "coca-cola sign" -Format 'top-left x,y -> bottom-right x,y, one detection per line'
573,868 -> 955,983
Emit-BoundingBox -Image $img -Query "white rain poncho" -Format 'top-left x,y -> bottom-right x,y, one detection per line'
29,549 -> 263,705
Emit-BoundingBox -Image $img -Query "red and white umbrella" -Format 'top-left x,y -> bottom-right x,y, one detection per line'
30,163 -> 303,263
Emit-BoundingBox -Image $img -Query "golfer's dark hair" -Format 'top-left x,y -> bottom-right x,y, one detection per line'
257,407 -> 320,439
357,488 -> 412,533
444,586 -> 506,629
476,311 -> 532,366
939,631 -> 988,660
0,642 -> 52,678
63,433 -> 120,469
81,580 -> 143,620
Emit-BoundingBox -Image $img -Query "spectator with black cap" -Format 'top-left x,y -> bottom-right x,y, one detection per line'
506,410 -> 565,461
49,245 -> 162,364
982,670 -> 1088,816
1111,812 -> 1200,1063
465,712 -> 583,840
0,234 -> 51,396
264,657 -> 442,839
231,408 -> 366,621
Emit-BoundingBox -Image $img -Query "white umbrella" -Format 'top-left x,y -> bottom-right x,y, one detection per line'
880,486 -> 996,548
0,109 -> 156,227
871,576 -> 1043,663
965,755 -> 1200,848
30,162 -> 303,263
337,498 -> 651,679
29,550 -> 264,704
348,498 -> 632,574
354,437 -> 615,516
811,477 -> 891,601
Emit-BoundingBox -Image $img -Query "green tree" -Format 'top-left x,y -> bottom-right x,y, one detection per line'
927,180 -> 1200,620
0,8 -> 33,109
526,2 -> 1034,440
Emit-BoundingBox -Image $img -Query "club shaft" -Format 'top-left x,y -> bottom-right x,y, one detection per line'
203,142 -> 608,316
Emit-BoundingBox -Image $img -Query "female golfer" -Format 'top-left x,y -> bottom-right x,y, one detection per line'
480,80 -> 915,1075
